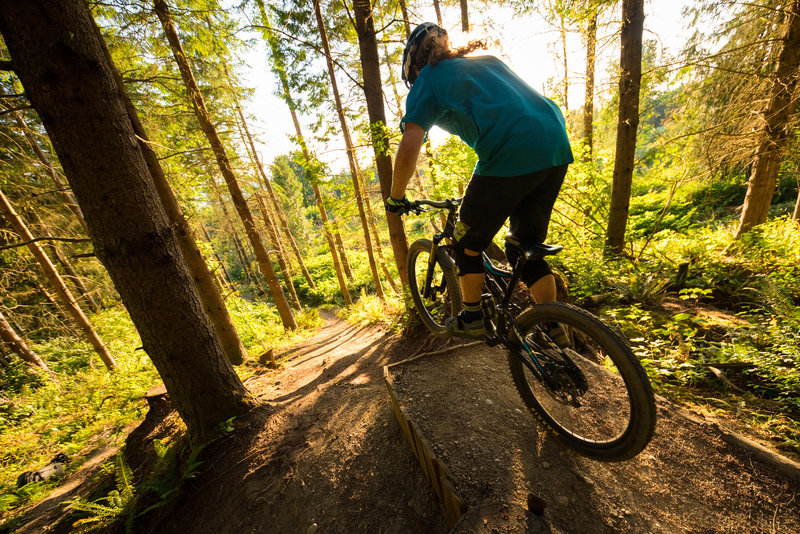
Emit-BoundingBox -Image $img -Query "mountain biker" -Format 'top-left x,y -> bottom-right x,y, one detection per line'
385,22 -> 573,342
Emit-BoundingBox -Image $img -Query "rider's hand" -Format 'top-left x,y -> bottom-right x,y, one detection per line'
385,195 -> 412,215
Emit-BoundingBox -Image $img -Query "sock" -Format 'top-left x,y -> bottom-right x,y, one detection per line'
462,300 -> 482,323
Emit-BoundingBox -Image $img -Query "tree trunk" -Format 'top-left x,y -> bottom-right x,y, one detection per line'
583,10 -> 597,162
28,208 -> 99,313
0,0 -> 255,444
233,111 -> 298,288
560,11 -> 569,111
433,0 -> 443,26
0,308 -> 53,376
332,222 -> 354,281
0,188 -> 116,370
384,42 -> 405,122
459,0 -> 470,32
254,192 -> 301,309
737,0 -> 800,237
352,0 -> 410,286
359,168 -> 400,294
314,0 -> 384,300
228,76 -> 316,292
255,0 -> 351,305
399,0 -> 411,38
604,0 -> 644,256
93,23 -> 248,365
154,0 -> 297,329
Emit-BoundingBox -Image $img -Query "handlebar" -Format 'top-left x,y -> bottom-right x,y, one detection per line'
407,197 -> 462,214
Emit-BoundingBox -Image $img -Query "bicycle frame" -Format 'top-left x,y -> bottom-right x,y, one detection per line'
411,198 -> 560,388
481,252 -> 555,384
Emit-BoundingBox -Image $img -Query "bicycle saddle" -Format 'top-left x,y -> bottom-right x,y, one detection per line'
505,234 -> 563,259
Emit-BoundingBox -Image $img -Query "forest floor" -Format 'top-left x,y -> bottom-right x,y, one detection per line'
8,310 -> 800,534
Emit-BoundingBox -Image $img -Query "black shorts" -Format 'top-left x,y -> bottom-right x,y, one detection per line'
454,164 -> 568,252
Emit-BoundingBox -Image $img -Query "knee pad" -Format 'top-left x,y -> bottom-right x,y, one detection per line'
521,259 -> 553,287
454,244 -> 485,276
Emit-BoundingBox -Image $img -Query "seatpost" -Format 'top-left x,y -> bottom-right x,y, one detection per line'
501,254 -> 527,309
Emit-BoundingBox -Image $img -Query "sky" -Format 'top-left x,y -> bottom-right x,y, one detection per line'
237,1 -> 695,174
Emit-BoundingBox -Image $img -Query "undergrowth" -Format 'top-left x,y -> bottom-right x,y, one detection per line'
0,294 -> 322,525
552,217 -> 800,455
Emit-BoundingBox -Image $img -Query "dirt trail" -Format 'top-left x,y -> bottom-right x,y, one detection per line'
390,342 -> 800,533
156,314 -> 798,534
10,314 -> 799,533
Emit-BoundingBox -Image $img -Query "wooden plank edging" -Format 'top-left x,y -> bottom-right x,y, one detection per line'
383,366 -> 467,527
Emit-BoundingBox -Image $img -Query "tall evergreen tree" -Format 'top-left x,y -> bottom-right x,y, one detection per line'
604,0 -> 644,255
353,0 -> 410,286
0,0 -> 256,443
737,0 -> 800,235
154,0 -> 297,329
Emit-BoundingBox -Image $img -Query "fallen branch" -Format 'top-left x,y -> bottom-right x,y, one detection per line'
707,365 -> 747,394
386,340 -> 483,369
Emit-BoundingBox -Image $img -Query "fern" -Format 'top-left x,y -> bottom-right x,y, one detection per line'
63,453 -> 134,532
114,454 -> 134,501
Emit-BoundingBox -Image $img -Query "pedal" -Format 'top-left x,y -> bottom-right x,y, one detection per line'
484,333 -> 501,346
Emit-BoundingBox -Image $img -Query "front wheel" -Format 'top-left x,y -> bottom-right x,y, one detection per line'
407,239 -> 462,335
508,303 -> 656,460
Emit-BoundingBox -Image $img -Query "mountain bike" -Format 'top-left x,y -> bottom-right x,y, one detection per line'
404,197 -> 656,461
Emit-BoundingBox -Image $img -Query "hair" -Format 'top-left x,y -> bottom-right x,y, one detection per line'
408,32 -> 487,83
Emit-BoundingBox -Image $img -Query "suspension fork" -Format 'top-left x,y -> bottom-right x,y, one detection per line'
423,234 -> 445,299
424,206 -> 458,299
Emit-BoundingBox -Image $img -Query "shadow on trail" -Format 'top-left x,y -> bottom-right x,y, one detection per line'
137,324 -> 450,534
281,324 -> 375,370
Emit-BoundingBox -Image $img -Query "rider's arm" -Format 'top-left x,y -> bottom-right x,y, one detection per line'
391,122 -> 426,199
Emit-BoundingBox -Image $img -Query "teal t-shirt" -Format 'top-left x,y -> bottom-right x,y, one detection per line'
401,55 -> 573,177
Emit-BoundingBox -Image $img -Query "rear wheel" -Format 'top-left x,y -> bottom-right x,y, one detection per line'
508,303 -> 656,460
407,239 -> 462,335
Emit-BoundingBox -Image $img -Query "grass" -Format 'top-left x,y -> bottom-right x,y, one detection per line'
0,293 -> 324,524
341,291 -> 406,329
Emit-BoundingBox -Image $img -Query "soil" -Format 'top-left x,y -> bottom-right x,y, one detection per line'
8,312 -> 800,534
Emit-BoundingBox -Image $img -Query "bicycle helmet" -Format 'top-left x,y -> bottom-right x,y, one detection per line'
401,22 -> 447,88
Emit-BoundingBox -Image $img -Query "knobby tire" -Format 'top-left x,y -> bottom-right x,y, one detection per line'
508,302 -> 656,460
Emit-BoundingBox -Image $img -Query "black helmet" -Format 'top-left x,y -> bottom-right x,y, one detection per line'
401,22 -> 447,88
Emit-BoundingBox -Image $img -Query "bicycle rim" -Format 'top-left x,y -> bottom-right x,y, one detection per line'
508,303 -> 655,460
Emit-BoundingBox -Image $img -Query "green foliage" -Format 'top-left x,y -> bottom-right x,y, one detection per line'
224,293 -> 322,354
342,292 -> 405,328
63,454 -> 134,532
0,308 -> 157,520
426,136 -> 478,197
0,481 -> 46,517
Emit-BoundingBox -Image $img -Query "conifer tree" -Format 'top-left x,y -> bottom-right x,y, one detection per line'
0,0 -> 255,443
604,0 -> 644,255
314,0 -> 385,299
154,0 -> 297,329
0,188 -> 116,370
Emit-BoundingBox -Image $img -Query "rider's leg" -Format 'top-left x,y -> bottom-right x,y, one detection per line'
529,273 -> 556,303
459,249 -> 485,303
506,164 -> 569,347
447,245 -> 487,337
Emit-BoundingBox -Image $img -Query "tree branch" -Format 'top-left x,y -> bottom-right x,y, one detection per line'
0,236 -> 91,251
246,23 -> 365,91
